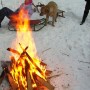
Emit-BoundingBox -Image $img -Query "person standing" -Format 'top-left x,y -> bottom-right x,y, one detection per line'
0,0 -> 34,28
80,0 -> 90,25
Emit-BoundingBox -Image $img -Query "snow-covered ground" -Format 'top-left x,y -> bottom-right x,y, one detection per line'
0,0 -> 90,90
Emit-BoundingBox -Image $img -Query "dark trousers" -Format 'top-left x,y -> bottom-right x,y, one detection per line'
81,2 -> 90,23
0,7 -> 15,24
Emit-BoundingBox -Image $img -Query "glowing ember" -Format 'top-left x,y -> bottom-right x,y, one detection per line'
9,9 -> 47,90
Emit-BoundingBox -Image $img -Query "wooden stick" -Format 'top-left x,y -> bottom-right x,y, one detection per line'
7,73 -> 18,90
45,70 -> 52,76
25,60 -> 33,90
25,52 -> 42,73
47,73 -> 63,79
40,61 -> 47,66
18,80 -> 25,90
37,76 -> 54,90
7,48 -> 20,55
27,71 -> 33,90
42,48 -> 51,53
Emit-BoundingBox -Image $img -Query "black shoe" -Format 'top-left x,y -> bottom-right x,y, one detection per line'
80,21 -> 84,25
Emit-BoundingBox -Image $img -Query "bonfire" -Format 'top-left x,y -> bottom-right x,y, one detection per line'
0,9 -> 54,90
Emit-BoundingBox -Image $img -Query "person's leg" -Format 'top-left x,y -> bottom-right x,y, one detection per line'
80,10 -> 89,25
0,7 -> 14,27
80,3 -> 89,25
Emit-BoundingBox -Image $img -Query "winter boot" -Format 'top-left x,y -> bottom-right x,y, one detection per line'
80,11 -> 89,25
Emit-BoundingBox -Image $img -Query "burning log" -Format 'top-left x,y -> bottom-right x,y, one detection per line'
27,71 -> 33,90
7,73 -> 18,90
0,47 -> 54,90
7,48 -> 21,55
36,76 -> 54,90
25,60 -> 33,90
0,46 -> 55,90
40,61 -> 47,66
45,70 -> 52,76
18,80 -> 25,90
1,44 -> 55,90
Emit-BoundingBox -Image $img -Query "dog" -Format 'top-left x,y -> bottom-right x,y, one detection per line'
40,1 -> 58,26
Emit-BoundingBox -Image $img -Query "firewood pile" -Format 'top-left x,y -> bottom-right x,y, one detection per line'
0,44 -> 54,90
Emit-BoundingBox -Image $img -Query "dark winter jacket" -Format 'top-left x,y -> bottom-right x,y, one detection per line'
85,0 -> 90,3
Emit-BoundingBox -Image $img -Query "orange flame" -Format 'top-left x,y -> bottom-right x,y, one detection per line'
10,9 -> 46,90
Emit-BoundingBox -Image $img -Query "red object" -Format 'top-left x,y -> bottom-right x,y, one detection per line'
25,0 -> 32,5
30,20 -> 41,25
